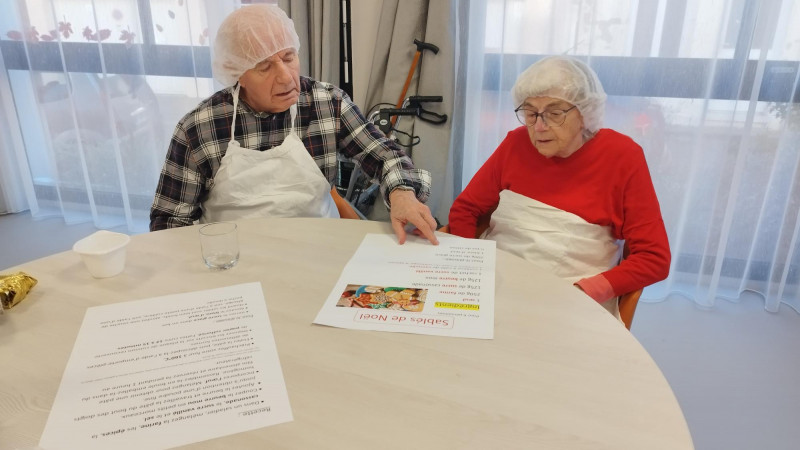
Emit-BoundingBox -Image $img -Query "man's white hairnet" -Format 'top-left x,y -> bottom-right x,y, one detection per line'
212,4 -> 301,87
511,56 -> 607,133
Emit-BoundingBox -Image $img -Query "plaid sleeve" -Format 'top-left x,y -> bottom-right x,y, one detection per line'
149,124 -> 205,231
335,92 -> 431,206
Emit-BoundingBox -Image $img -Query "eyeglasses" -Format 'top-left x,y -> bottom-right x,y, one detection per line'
514,105 -> 577,127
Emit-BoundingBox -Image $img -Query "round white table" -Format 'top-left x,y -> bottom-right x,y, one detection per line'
0,218 -> 693,449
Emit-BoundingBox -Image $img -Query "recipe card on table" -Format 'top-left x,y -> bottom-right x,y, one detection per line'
313,233 -> 496,339
39,282 -> 292,450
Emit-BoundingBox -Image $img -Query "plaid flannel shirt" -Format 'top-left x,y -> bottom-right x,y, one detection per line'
150,76 -> 431,231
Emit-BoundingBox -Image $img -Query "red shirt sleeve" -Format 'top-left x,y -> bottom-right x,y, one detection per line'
602,152 -> 671,296
448,132 -> 511,238
576,274 -> 616,303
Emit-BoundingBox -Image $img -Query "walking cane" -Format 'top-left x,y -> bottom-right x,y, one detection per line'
391,38 -> 439,126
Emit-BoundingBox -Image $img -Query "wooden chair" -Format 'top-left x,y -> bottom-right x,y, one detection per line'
330,187 -> 364,220
439,216 -> 642,330
617,245 -> 642,330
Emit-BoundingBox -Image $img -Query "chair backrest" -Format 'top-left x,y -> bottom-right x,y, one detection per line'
440,215 -> 642,330
618,286 -> 642,330
330,187 -> 363,219
618,242 -> 641,330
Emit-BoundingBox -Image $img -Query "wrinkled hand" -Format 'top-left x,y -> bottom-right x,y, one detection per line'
389,189 -> 439,245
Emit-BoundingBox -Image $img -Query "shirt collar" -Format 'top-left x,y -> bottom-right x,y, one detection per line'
230,84 -> 285,119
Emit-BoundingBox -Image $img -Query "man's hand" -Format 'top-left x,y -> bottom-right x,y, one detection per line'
389,188 -> 439,245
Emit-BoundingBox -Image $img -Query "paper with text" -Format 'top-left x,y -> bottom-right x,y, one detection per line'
313,234 -> 496,339
39,282 -> 292,450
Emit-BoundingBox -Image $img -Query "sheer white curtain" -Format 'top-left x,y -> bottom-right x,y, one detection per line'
0,0 -> 337,233
0,0 -> 237,232
452,0 -> 800,313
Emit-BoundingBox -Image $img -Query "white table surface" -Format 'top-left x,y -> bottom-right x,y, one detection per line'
0,218 -> 693,449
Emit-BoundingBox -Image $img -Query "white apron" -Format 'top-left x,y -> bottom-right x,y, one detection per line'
201,85 -> 339,223
483,190 -> 622,318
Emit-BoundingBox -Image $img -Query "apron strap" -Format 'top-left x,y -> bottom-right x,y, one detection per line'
289,103 -> 297,136
230,84 -> 241,143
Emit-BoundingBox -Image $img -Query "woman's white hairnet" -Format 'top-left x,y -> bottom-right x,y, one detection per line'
212,4 -> 301,87
511,56 -> 607,133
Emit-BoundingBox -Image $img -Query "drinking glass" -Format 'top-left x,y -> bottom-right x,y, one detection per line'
199,222 -> 239,270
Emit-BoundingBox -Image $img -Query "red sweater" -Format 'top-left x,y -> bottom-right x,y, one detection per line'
449,128 -> 670,299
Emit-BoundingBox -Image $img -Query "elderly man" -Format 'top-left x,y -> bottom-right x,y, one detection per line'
150,4 -> 438,245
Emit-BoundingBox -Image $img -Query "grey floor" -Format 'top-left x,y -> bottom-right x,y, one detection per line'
2,210 -> 799,450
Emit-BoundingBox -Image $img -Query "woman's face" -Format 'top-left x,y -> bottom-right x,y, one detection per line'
520,96 -> 585,158
238,48 -> 301,113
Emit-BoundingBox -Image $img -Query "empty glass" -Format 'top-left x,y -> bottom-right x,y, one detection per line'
199,222 -> 239,270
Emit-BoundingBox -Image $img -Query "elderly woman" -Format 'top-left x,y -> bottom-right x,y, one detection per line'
448,56 -> 670,319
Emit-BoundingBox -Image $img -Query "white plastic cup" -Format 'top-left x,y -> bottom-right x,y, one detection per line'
199,222 -> 239,270
72,230 -> 131,278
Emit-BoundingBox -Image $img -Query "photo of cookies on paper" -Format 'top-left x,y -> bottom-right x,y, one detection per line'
336,284 -> 427,312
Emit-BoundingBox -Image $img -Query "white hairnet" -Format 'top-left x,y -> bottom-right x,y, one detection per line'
212,4 -> 301,87
511,56 -> 607,133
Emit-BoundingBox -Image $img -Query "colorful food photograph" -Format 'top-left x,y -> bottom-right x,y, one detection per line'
336,284 -> 427,312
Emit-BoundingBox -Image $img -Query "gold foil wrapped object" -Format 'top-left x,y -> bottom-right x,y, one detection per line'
0,272 -> 38,310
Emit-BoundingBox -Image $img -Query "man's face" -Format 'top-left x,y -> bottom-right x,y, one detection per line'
238,48 -> 301,113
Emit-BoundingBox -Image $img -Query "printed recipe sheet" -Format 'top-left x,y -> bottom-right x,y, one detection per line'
314,234 -> 496,339
39,282 -> 292,450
